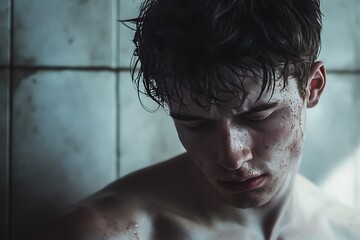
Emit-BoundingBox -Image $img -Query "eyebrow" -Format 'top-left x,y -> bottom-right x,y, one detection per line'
170,102 -> 279,121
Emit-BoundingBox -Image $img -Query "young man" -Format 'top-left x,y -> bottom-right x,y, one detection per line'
44,0 -> 360,239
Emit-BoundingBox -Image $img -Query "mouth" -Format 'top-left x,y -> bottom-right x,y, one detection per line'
217,175 -> 267,193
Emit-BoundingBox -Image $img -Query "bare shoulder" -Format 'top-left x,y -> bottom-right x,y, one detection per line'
323,194 -> 360,239
40,192 -> 152,240
40,153 -> 192,240
297,175 -> 360,239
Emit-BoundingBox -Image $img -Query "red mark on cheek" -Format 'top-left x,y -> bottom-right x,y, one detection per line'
289,137 -> 302,158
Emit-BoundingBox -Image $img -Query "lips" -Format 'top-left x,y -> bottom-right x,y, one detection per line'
217,175 -> 267,192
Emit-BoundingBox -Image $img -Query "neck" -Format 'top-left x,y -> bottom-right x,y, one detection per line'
198,171 -> 301,238
187,157 -> 303,238
256,175 -> 299,238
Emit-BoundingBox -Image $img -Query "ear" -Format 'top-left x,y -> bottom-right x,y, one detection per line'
306,61 -> 326,108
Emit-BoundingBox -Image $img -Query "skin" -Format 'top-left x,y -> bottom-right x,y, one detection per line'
40,62 -> 360,240
171,70 -> 306,211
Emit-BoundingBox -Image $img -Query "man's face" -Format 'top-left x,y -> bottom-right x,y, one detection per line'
170,74 -> 307,208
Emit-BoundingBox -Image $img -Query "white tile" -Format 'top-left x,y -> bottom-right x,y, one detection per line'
118,0 -> 142,68
319,0 -> 360,71
0,0 -> 10,65
119,71 -> 185,176
0,70 -> 10,240
301,74 -> 360,208
11,70 -> 117,238
118,0 -> 360,71
13,0 -> 117,66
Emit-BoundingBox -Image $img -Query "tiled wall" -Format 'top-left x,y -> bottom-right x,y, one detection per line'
0,0 -> 359,239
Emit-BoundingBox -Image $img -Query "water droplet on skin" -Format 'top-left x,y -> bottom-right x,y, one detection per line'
125,220 -> 140,240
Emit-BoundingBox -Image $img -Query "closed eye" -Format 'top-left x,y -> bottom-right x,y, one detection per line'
170,112 -> 213,130
241,110 -> 275,125
245,113 -> 272,121
182,120 -> 212,130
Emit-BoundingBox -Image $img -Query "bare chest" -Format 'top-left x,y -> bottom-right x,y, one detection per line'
148,219 -> 341,240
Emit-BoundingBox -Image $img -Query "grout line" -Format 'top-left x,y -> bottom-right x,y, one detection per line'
115,73 -> 121,179
4,75 -> 10,240
8,0 -> 14,239
0,2 -> 12,240
0,73 -> 10,240
1,74 -> 10,240
1,68 -> 10,240
115,0 -> 121,179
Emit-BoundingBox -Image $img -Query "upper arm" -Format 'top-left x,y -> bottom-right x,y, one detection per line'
38,205 -> 109,240
38,194 -> 148,240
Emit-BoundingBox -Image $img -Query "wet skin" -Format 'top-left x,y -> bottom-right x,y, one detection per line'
171,74 -> 306,210
40,62 -> 360,240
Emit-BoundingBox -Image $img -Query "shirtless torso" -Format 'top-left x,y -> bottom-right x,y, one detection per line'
41,1 -> 360,238
43,154 -> 360,240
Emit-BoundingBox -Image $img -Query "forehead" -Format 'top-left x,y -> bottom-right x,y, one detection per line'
168,75 -> 300,117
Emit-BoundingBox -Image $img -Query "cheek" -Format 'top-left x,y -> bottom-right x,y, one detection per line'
262,123 -> 292,153
262,108 -> 305,163
175,125 -> 207,167
288,130 -> 304,159
176,127 -> 194,152
286,101 -> 307,156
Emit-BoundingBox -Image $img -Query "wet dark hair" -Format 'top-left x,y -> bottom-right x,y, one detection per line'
123,0 -> 322,110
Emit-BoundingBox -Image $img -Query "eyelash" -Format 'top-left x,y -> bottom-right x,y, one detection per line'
244,110 -> 276,124
184,121 -> 213,131
243,115 -> 272,126
182,112 -> 275,131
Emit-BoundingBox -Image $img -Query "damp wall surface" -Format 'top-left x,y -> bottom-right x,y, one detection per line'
0,0 -> 359,239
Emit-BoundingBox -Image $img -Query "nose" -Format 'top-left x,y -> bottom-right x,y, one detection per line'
217,123 -> 253,170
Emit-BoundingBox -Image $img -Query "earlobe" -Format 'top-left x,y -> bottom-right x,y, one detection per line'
306,61 -> 326,108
